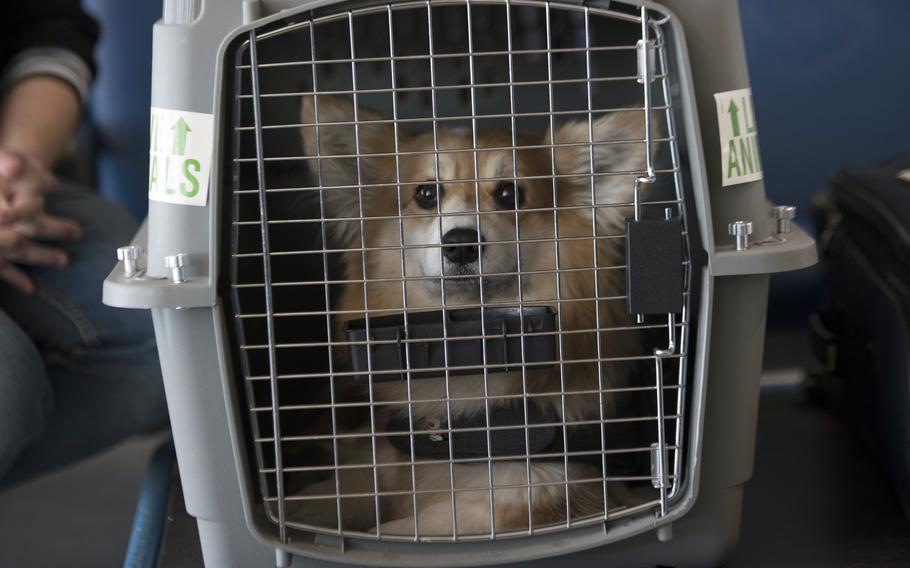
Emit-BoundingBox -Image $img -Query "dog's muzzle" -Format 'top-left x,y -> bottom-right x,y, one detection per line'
441,228 -> 483,265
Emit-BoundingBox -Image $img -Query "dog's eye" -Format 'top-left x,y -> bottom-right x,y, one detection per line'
414,184 -> 439,210
494,181 -> 523,209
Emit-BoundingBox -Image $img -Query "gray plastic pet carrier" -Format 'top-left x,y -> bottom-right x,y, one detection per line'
105,0 -> 816,566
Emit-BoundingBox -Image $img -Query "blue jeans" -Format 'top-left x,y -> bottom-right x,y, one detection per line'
0,186 -> 168,486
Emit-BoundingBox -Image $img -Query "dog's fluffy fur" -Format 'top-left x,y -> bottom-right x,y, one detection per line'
294,95 -> 651,537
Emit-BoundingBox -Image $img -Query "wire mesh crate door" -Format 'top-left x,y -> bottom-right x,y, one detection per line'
229,0 -> 693,547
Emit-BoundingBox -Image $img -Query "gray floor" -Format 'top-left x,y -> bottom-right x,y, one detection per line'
729,385 -> 910,567
0,435 -> 165,568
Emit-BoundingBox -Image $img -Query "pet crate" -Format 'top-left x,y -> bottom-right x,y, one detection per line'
105,0 -> 817,566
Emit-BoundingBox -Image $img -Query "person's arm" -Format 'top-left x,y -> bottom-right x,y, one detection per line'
0,1 -> 100,166
0,2 -> 99,293
0,78 -> 81,294
0,75 -> 81,169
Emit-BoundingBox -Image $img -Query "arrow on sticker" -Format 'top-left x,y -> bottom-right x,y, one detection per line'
171,117 -> 192,156
727,100 -> 741,137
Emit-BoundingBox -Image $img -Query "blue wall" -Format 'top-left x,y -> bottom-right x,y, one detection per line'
82,0 -> 159,221
741,0 -> 910,222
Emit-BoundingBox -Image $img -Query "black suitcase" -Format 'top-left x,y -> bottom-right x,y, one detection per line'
811,153 -> 910,517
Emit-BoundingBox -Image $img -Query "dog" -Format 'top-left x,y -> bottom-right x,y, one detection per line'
292,94 -> 653,538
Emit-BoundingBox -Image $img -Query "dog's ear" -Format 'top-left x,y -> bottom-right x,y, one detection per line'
301,95 -> 394,187
301,95 -> 394,248
545,110 -> 657,210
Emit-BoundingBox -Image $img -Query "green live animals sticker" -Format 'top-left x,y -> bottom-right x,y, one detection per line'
713,88 -> 763,187
148,107 -> 214,206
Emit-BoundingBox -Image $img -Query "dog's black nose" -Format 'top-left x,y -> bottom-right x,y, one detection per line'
441,228 -> 482,264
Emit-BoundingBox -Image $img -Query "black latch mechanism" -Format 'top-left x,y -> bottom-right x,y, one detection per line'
625,216 -> 684,315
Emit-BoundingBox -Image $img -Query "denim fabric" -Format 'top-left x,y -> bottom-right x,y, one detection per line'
0,185 -> 168,487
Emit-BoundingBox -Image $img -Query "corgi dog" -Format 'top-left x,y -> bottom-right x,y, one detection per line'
294,94 -> 653,537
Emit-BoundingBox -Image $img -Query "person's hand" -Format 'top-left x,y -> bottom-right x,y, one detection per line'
0,149 -> 81,294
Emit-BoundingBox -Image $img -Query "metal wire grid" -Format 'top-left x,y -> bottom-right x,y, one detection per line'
227,0 -> 694,545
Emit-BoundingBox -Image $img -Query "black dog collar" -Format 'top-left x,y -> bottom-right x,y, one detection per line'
386,403 -> 605,463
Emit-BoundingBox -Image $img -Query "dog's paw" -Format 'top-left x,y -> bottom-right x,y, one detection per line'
374,516 -> 417,537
